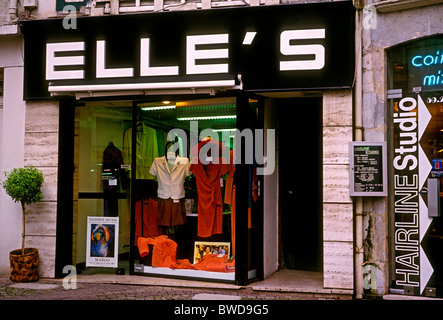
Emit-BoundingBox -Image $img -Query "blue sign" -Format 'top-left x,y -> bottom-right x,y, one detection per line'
411,50 -> 443,87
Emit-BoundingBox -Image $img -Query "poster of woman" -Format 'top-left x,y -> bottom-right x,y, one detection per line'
86,216 -> 119,268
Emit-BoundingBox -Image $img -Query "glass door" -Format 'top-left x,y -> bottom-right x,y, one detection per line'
73,101 -> 132,274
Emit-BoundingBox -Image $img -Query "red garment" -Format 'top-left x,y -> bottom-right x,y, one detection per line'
190,139 -> 229,237
223,150 -> 258,255
137,235 -> 177,267
191,254 -> 235,272
169,259 -> 193,269
134,198 -> 161,244
224,150 -> 236,255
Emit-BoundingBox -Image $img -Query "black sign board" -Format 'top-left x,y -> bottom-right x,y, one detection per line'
349,142 -> 387,196
21,1 -> 355,99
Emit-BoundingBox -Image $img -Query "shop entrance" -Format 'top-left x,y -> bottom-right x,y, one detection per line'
277,97 -> 323,272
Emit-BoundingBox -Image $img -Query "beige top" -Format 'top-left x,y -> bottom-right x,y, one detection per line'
149,156 -> 191,199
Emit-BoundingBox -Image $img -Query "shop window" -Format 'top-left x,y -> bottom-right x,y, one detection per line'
388,36 -> 443,296
72,96 -> 260,282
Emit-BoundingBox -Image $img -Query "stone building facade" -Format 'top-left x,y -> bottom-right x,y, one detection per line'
358,0 -> 443,298
0,0 -> 358,297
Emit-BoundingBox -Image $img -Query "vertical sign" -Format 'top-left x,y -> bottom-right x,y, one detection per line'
349,141 -> 387,196
391,94 -> 434,295
392,96 -> 420,292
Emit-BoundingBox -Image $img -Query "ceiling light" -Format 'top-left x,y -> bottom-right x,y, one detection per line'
141,105 -> 176,111
177,115 -> 236,121
213,128 -> 237,132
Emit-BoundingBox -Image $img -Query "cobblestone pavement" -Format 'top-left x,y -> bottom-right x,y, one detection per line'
0,275 -> 350,301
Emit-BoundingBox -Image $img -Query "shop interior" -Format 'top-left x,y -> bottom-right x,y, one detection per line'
72,95 -> 261,282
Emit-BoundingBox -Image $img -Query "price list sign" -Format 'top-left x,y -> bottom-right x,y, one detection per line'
349,142 -> 387,196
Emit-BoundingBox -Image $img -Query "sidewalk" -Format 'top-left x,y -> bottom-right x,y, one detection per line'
0,270 -> 353,301
1,270 -> 440,301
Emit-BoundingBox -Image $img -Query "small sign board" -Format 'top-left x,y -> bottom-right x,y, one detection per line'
349,141 -> 387,196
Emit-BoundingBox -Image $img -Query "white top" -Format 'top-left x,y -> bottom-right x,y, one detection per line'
149,156 -> 191,199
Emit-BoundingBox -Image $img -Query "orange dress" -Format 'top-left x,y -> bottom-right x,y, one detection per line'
190,139 -> 229,238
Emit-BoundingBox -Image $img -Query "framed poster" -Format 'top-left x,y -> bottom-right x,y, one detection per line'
349,141 -> 387,197
194,241 -> 231,264
86,216 -> 119,268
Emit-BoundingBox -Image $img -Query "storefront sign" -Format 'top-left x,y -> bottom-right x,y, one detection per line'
21,2 -> 354,99
389,35 -> 443,93
391,95 -> 434,295
86,216 -> 119,268
411,50 -> 443,88
349,142 -> 387,196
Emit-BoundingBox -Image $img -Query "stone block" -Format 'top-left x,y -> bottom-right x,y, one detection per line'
25,101 -> 59,133
24,132 -> 59,167
323,203 -> 353,242
323,241 -> 353,289
25,201 -> 57,236
323,126 -> 352,164
323,164 -> 352,203
323,90 -> 352,127
25,235 -> 56,278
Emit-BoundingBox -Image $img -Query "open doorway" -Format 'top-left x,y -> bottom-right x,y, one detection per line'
277,97 -> 323,272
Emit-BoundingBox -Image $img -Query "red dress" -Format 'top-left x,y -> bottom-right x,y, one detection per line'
190,139 -> 229,237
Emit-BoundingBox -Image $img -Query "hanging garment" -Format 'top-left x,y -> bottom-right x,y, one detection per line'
102,142 -> 124,217
224,150 -> 257,256
134,198 -> 162,244
224,149 -> 236,255
102,142 -> 124,186
224,149 -> 236,207
190,139 -> 229,237
123,122 -> 159,180
137,235 -> 177,268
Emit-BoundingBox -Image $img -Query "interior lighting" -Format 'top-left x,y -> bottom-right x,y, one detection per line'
177,115 -> 236,121
141,104 -> 176,111
213,128 -> 237,132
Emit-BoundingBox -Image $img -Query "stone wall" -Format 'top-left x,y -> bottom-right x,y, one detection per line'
323,89 -> 354,289
24,101 -> 59,278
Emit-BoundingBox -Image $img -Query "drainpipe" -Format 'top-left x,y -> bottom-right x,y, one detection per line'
354,2 -> 364,300
9,0 -> 18,23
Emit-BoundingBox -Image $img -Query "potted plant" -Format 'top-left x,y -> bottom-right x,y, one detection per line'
2,166 -> 44,282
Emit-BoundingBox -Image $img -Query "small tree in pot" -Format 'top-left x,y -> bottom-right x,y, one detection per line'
2,166 -> 44,282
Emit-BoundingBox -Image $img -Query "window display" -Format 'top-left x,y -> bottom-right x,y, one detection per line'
132,98 -> 237,281
73,96 -> 261,281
